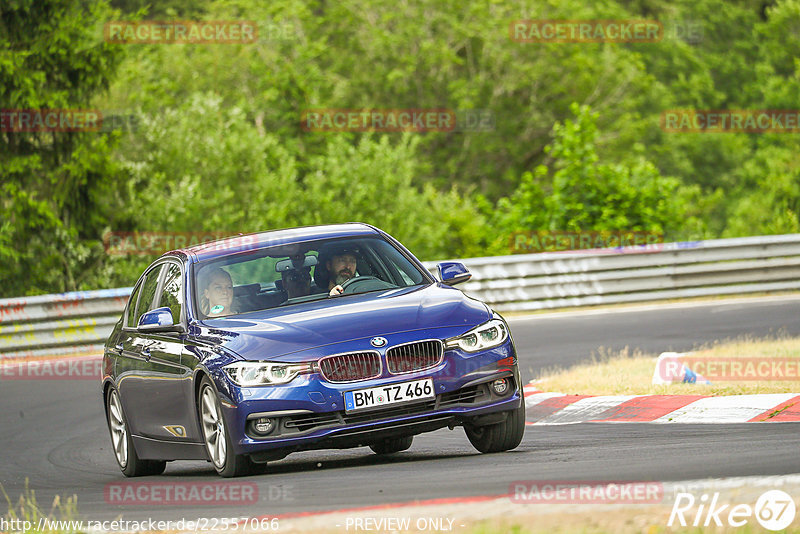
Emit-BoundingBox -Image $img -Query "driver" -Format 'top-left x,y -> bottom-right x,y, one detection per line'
326,250 -> 358,297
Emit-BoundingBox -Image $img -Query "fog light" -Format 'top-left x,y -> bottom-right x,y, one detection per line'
253,417 -> 275,435
491,378 -> 509,395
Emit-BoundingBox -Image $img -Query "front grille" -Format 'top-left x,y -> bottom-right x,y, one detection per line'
342,400 -> 436,425
272,383 -> 495,437
284,412 -> 340,432
318,351 -> 382,382
386,340 -> 443,374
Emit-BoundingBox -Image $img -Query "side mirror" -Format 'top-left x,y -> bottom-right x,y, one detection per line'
437,262 -> 472,286
138,306 -> 182,333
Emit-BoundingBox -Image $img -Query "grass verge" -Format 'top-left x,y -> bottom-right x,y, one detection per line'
1,480 -> 79,533
532,336 -> 800,396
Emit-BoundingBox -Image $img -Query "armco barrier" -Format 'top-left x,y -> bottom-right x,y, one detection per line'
0,288 -> 131,359
424,234 -> 800,312
2,235 -> 800,359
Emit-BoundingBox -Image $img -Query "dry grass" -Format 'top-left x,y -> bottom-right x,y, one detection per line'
275,481 -> 800,534
464,509 -> 793,534
533,337 -> 800,396
1,480 -> 79,533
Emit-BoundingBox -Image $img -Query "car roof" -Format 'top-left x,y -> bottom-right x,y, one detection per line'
181,223 -> 381,262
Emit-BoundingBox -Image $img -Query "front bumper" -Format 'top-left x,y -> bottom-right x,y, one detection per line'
216,340 -> 521,456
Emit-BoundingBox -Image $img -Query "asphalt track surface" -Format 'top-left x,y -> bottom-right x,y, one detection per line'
1,296 -> 800,522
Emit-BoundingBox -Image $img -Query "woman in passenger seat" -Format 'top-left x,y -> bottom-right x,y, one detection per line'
200,267 -> 238,317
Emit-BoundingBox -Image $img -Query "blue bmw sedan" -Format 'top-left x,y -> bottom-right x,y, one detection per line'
103,223 -> 524,477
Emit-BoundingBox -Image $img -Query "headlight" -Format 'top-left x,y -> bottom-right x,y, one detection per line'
445,319 -> 508,352
223,361 -> 312,387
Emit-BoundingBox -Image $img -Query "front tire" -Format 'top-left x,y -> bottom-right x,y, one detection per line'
369,435 -> 413,455
106,387 -> 166,477
198,377 -> 254,477
465,401 -> 525,454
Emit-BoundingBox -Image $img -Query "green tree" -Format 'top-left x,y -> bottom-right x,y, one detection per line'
724,144 -> 800,236
493,104 -> 705,245
0,0 -> 125,296
297,134 -> 491,260
116,96 -> 490,268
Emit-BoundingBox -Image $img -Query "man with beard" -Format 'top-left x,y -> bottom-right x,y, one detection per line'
325,249 -> 358,296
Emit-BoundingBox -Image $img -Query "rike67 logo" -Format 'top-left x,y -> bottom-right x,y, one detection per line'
669,490 -> 796,531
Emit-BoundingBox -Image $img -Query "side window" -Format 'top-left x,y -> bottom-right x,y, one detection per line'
135,265 -> 163,325
159,263 -> 183,324
376,241 -> 425,286
387,258 -> 415,285
125,280 -> 143,328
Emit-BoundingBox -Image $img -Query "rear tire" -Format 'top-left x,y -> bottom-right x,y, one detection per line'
465,401 -> 525,454
369,435 -> 413,455
198,377 -> 255,477
106,387 -> 167,477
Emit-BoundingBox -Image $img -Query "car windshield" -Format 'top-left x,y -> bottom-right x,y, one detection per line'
193,236 -> 430,318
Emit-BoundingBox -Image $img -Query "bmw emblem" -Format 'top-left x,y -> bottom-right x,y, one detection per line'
370,337 -> 387,348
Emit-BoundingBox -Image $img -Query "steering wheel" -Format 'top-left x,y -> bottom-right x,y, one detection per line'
339,275 -> 383,295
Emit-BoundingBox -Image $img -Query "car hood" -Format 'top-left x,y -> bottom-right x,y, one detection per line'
194,284 -> 490,361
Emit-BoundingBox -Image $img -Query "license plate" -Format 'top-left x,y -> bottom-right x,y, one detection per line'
344,378 -> 434,412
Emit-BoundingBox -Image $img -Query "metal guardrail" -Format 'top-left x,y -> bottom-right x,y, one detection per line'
423,234 -> 800,312
2,234 -> 800,359
0,288 -> 131,359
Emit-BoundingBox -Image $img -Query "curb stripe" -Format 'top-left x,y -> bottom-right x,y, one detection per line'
593,395 -> 709,422
535,395 -> 636,425
652,393 -> 799,424
525,395 -> 591,423
524,392 -> 566,408
523,383 -> 800,424
748,394 -> 800,422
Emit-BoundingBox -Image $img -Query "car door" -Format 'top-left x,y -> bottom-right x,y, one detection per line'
139,261 -> 197,442
116,263 -> 163,436
116,261 -> 189,440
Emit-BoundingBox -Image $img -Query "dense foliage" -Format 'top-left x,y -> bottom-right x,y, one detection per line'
2,0 -> 799,296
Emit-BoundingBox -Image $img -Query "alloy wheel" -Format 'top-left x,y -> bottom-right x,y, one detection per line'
201,386 -> 227,468
108,390 -> 128,467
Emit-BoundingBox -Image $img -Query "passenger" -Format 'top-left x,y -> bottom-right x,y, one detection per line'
201,267 -> 237,317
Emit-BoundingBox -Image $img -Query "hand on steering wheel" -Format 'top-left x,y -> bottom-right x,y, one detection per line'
328,276 -> 383,297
